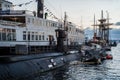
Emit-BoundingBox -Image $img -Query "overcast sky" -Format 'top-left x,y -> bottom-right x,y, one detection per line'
8,0 -> 120,29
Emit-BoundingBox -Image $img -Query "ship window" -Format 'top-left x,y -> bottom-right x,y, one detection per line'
36,19 -> 39,25
23,31 -> 26,40
2,33 -> 6,41
32,18 -> 34,23
44,21 -> 46,26
43,21 -> 45,26
0,28 -> 16,41
52,23 -> 54,27
60,24 -> 62,28
39,20 -> 42,26
32,32 -> 34,40
28,32 -> 30,41
12,33 -> 15,41
46,38 -> 48,41
0,32 -> 2,41
0,28 -> 2,41
27,18 -> 30,23
48,22 -> 51,27
6,29 -> 12,41
39,35 -> 41,40
12,29 -> 16,41
23,31 -> 26,34
0,32 -> 1,41
2,29 -> 6,41
0,4 -> 1,10
45,21 -> 47,26
46,21 -> 48,27
48,22 -> 50,27
36,35 -> 38,40
69,27 -> 71,31
4,5 -> 7,7
51,23 -> 53,27
42,35 -> 44,40
32,35 -> 34,40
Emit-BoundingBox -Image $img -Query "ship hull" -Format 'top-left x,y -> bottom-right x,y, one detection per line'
0,53 -> 81,80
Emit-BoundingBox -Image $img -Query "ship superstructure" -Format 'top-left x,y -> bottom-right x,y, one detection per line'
0,0 -> 13,11
0,0 -> 85,54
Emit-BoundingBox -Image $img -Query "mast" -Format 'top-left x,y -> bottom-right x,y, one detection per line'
37,0 -> 44,18
94,14 -> 96,33
64,12 -> 67,31
99,10 -> 106,40
106,11 -> 110,43
93,10 -> 113,44
93,14 -> 97,41
64,12 -> 68,46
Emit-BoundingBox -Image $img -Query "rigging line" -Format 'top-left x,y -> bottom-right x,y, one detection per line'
10,0 -> 61,21
10,0 -> 37,8
45,0 -> 58,13
45,0 -> 62,20
60,5 -> 64,22
44,5 -> 63,22
67,16 -> 80,26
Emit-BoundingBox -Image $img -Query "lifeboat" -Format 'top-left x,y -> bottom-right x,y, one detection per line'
106,54 -> 113,59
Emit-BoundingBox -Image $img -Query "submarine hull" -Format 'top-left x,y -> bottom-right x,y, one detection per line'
0,53 -> 81,80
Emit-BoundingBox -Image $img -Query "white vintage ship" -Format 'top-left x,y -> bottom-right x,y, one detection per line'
0,0 -> 85,54
0,1 -> 86,79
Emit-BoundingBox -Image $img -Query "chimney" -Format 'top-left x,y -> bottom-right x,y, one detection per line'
37,0 -> 44,18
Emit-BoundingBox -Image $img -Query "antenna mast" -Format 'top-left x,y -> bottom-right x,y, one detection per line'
64,12 -> 67,31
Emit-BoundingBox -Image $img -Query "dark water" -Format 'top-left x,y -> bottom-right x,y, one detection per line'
40,44 -> 120,80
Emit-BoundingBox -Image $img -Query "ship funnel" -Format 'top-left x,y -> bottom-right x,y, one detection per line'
37,0 -> 44,18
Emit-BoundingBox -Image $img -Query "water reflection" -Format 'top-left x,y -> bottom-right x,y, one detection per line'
39,66 -> 68,80
39,44 -> 120,80
64,44 -> 120,80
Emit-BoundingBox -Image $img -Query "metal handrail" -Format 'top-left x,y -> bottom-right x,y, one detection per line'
0,20 -> 25,27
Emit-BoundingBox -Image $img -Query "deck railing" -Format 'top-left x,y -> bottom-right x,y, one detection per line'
0,10 -> 35,16
0,20 -> 25,27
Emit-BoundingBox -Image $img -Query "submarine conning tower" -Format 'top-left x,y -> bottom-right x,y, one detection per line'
55,29 -> 67,53
55,12 -> 69,53
37,0 -> 44,18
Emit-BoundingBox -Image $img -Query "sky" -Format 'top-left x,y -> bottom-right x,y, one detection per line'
8,0 -> 120,29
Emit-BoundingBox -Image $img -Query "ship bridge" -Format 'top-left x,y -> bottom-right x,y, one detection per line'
0,10 -> 37,27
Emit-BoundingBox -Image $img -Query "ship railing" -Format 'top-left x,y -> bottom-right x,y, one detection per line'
0,10 -> 35,16
0,20 -> 26,27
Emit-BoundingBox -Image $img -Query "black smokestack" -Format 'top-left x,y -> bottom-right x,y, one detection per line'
37,0 -> 44,18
